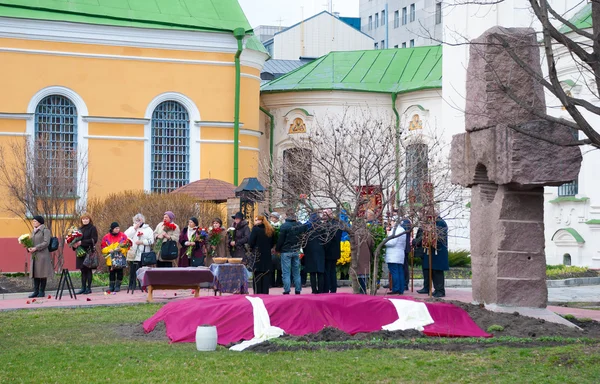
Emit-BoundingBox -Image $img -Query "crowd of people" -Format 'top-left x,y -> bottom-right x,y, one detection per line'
24,209 -> 448,298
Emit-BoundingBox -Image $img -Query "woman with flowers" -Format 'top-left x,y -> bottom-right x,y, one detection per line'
124,213 -> 154,291
178,217 -> 206,267
101,222 -> 129,292
153,211 -> 181,268
74,214 -> 98,295
26,215 -> 53,298
248,215 -> 275,294
206,218 -> 227,266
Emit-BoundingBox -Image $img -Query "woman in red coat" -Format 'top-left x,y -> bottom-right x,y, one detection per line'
100,222 -> 129,292
178,217 -> 207,267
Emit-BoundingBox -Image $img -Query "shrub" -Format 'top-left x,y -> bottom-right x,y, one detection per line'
546,265 -> 589,277
563,314 -> 576,320
487,324 -> 504,333
577,317 -> 593,323
87,190 -> 223,237
449,249 -> 471,267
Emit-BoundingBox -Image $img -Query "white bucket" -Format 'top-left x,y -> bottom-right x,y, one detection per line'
195,325 -> 218,351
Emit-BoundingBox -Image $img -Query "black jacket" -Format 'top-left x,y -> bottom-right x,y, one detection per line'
232,220 -> 250,259
249,224 -> 275,271
76,224 -> 98,269
276,219 -> 305,253
323,219 -> 343,260
303,227 -> 325,273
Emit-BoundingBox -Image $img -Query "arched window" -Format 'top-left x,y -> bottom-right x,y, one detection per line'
405,143 -> 429,203
282,148 -> 312,202
34,95 -> 78,195
151,101 -> 190,193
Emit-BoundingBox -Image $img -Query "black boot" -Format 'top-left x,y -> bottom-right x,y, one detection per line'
37,278 -> 46,298
29,278 -> 40,298
417,288 -> 429,294
109,280 -> 115,292
114,280 -> 122,292
76,271 -> 87,294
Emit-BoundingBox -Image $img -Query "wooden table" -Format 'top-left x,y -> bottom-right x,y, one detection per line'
136,267 -> 214,302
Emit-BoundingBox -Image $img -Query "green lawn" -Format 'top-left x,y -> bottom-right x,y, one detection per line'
1,305 -> 600,383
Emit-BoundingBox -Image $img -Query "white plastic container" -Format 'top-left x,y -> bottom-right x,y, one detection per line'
195,325 -> 218,351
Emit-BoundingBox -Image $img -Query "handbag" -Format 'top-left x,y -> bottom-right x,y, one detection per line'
110,252 -> 128,269
141,245 -> 157,266
83,250 -> 99,269
190,256 -> 205,267
160,240 -> 179,261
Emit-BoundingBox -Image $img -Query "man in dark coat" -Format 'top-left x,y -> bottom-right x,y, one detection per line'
322,209 -> 343,293
303,213 -> 326,293
276,209 -> 306,294
230,212 -> 250,260
416,216 -> 449,297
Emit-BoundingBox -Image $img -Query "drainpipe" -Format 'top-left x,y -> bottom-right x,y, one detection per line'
391,93 -> 400,206
233,27 -> 245,186
259,106 -> 275,211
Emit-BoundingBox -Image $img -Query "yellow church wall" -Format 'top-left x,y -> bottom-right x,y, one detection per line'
0,119 -> 26,132
88,123 -> 145,137
202,145 -> 234,181
87,139 -> 145,199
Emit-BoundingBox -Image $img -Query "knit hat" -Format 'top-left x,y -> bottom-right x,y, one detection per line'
110,222 -> 119,231
270,212 -> 281,219
164,211 -> 175,221
190,217 -> 199,227
32,215 -> 44,225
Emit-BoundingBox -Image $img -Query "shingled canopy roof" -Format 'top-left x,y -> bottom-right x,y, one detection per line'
172,179 -> 236,202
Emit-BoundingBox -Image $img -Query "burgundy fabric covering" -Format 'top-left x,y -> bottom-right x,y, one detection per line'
143,293 -> 490,345
139,268 -> 214,288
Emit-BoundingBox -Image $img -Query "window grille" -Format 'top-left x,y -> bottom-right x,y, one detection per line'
34,95 -> 78,195
151,101 -> 190,193
558,180 -> 578,196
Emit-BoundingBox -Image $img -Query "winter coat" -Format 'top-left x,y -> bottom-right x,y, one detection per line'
207,228 -> 228,266
414,219 -> 449,271
248,224 -> 275,271
302,227 -> 325,273
124,224 -> 154,262
101,232 -> 129,268
385,225 -> 408,264
356,231 -> 374,276
323,219 -> 343,260
276,218 -> 306,253
76,224 -> 99,269
231,220 -> 251,259
154,221 -> 181,264
29,225 -> 53,279
178,227 -> 206,267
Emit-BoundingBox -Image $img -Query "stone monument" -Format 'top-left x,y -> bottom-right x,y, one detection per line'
451,27 -> 582,308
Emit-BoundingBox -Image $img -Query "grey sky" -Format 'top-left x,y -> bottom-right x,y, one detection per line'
239,0 -> 360,29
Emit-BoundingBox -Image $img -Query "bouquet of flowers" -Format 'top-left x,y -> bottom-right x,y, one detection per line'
227,227 -> 236,251
120,238 -> 133,254
18,233 -> 35,258
66,227 -> 86,258
207,226 -> 224,257
336,240 -> 351,276
153,221 -> 177,253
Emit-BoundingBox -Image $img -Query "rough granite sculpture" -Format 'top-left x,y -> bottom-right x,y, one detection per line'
451,27 -> 582,308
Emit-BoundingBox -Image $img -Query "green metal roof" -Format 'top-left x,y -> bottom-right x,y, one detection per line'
551,228 -> 585,244
559,3 -> 592,33
245,34 -> 268,55
0,0 -> 252,33
260,46 -> 442,95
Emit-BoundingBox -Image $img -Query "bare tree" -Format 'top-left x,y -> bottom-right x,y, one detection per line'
433,0 -> 600,147
0,136 -> 88,272
263,109 -> 465,294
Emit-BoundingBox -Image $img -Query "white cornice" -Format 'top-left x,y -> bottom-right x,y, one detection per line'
240,48 -> 269,71
240,146 -> 261,152
197,121 -> 245,128
0,112 -> 32,120
240,129 -> 263,137
241,73 -> 262,81
0,131 -> 30,136
83,116 -> 149,125
197,139 -> 235,144
84,135 -> 147,141
0,17 -> 239,53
